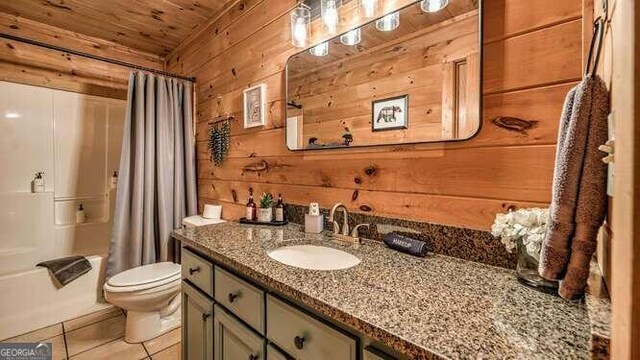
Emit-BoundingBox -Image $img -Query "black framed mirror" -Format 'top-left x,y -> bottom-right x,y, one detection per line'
285,0 -> 482,150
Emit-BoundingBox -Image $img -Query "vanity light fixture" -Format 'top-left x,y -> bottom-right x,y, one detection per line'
321,0 -> 341,33
340,28 -> 361,46
420,0 -> 449,13
309,41 -> 329,57
359,0 -> 377,18
375,11 -> 400,32
290,3 -> 311,48
4,112 -> 20,119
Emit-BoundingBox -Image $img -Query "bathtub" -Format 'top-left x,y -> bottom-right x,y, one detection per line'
0,254 -> 112,340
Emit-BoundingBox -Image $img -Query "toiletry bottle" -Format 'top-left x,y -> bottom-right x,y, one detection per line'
32,172 -> 45,193
110,171 -> 118,189
76,203 -> 86,224
246,189 -> 256,221
275,193 -> 285,222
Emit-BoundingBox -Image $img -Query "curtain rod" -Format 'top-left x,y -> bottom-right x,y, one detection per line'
0,33 -> 196,83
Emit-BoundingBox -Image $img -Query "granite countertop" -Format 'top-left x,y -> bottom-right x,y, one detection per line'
172,222 -> 597,359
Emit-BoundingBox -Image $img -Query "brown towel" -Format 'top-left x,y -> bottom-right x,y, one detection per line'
539,76 -> 610,300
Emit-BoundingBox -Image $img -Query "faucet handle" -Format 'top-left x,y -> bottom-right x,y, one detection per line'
351,223 -> 370,238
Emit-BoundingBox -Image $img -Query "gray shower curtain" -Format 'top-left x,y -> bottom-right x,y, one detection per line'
106,71 -> 197,279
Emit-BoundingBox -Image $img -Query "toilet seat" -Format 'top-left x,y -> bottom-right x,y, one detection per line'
105,262 -> 181,293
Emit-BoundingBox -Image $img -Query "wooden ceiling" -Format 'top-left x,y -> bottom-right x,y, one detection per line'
0,0 -> 236,57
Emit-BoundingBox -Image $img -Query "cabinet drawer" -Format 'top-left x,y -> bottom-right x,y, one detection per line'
266,344 -> 290,360
215,266 -> 265,334
182,248 -> 214,296
214,304 -> 265,360
266,295 -> 356,360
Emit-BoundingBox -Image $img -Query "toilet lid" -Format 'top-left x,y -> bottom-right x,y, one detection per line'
107,262 -> 180,288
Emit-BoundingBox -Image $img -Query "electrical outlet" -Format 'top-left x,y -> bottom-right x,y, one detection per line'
607,112 -> 615,197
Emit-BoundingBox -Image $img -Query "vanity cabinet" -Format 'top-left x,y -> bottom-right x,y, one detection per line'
182,281 -> 214,360
214,304 -> 265,360
214,266 -> 265,334
181,246 -> 396,360
266,345 -> 290,360
364,346 -> 396,360
266,295 -> 357,360
182,247 -> 214,296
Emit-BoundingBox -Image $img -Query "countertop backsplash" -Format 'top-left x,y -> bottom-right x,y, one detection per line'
285,204 -> 516,269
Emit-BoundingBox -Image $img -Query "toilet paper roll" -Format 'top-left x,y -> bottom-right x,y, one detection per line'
202,204 -> 222,219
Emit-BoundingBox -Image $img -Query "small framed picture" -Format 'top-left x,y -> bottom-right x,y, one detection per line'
372,95 -> 408,131
243,84 -> 266,128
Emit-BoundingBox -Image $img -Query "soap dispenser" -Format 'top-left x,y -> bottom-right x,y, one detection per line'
76,203 -> 86,224
110,171 -> 118,189
32,172 -> 45,193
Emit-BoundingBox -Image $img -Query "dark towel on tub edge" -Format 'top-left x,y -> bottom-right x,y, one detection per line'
37,255 -> 92,286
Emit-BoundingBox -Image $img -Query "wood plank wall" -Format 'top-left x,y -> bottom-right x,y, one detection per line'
0,13 -> 164,99
166,0 -> 585,231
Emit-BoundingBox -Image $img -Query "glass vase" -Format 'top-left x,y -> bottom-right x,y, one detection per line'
516,242 -> 559,294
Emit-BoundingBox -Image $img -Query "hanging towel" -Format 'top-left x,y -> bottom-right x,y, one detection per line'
37,255 -> 92,286
538,76 -> 610,300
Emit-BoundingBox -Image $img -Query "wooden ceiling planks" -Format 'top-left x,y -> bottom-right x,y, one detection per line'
0,0 -> 236,57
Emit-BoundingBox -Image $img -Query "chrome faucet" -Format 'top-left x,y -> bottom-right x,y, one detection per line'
328,202 -> 370,244
329,203 -> 350,236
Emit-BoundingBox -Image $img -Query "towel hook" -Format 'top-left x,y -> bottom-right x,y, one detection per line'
584,16 -> 605,79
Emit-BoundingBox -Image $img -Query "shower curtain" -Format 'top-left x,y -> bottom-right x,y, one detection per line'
106,71 -> 197,278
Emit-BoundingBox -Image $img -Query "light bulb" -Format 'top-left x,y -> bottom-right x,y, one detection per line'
375,12 -> 400,32
322,0 -> 341,33
360,0 -> 377,18
290,4 -> 310,48
420,0 -> 449,13
293,18 -> 307,46
309,42 -> 329,57
340,28 -> 361,46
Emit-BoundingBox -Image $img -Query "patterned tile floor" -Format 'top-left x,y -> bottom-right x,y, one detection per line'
1,307 -> 181,359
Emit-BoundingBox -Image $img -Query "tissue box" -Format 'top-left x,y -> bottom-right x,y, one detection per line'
305,214 -> 324,233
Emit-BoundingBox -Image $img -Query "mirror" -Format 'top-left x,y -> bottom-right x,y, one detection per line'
286,0 -> 480,150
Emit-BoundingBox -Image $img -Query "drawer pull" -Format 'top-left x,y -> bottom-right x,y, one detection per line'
248,354 -> 258,360
294,335 -> 305,350
228,292 -> 239,303
189,266 -> 201,275
202,312 -> 211,321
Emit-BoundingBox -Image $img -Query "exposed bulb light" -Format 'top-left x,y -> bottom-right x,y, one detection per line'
340,28 -> 361,46
420,0 -> 449,13
322,0 -> 341,33
359,0 -> 377,18
290,4 -> 311,48
375,12 -> 400,32
309,42 -> 329,57
4,112 -> 20,119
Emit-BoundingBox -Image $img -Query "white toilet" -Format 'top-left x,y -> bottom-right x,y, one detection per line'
103,262 -> 182,343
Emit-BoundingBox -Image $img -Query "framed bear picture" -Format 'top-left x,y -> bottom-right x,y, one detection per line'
372,95 -> 408,131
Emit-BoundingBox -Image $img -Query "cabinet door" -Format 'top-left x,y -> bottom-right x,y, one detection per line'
214,304 -> 265,360
183,282 -> 214,360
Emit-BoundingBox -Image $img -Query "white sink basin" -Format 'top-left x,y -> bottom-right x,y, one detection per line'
267,245 -> 361,271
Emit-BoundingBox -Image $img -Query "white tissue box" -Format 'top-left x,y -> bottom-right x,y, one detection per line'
305,214 -> 324,233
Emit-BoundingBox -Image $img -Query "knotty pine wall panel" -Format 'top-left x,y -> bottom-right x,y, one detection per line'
0,13 -> 164,99
167,0 -> 585,230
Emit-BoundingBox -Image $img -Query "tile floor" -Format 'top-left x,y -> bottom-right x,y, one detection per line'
1,306 -> 181,359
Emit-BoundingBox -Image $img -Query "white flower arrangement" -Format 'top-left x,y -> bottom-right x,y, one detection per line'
491,208 -> 550,261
